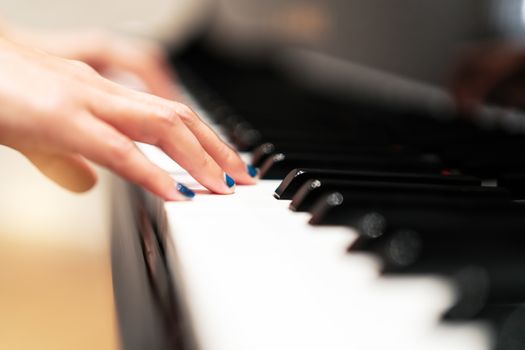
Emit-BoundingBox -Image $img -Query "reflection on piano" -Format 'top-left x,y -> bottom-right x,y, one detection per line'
111,2 -> 525,349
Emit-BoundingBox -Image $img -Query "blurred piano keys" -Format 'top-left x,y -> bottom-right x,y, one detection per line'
111,1 -> 525,349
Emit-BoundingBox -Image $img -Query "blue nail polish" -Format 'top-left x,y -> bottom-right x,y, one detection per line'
225,173 -> 235,188
176,183 -> 195,198
246,164 -> 258,178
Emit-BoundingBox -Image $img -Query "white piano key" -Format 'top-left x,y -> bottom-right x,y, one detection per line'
137,88 -> 493,350
158,178 -> 492,350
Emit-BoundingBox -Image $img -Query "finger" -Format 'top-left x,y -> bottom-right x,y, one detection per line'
64,60 -> 184,109
87,93 -> 236,194
106,44 -> 178,99
21,150 -> 97,193
174,103 -> 258,185
67,114 -> 193,201
86,82 -> 257,183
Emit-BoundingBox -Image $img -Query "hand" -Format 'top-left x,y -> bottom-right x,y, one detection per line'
0,39 -> 257,200
4,27 -> 178,99
450,42 -> 525,112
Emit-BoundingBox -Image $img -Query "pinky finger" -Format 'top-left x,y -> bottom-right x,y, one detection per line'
68,115 -> 194,201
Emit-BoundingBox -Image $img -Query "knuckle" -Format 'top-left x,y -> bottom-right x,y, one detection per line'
176,104 -> 198,127
107,138 -> 135,167
69,60 -> 97,75
155,106 -> 181,128
47,94 -> 71,111
34,91 -> 77,118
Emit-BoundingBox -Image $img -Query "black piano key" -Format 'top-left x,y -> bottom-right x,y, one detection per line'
389,207 -> 525,239
474,303 -> 525,349
311,193 -> 518,236
251,142 -> 410,167
473,304 -> 525,350
313,199 -> 512,240
229,109 -> 382,130
251,142 -> 278,167
297,179 -> 508,214
229,122 -> 263,151
444,265 -> 525,319
366,236 -> 525,317
438,140 -> 525,176
346,230 -> 525,319
359,258 -> 525,321
234,128 -> 389,151
347,206 -> 525,265
461,158 -> 525,178
383,261 -> 525,321
347,233 -> 525,306
179,50 -> 525,349
275,168 -> 480,200
259,153 -> 443,179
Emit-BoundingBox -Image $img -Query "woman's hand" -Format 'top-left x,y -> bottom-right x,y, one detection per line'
4,27 -> 178,99
0,38 -> 257,200
450,43 -> 525,112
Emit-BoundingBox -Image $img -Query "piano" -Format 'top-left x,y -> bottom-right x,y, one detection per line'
110,1 -> 525,349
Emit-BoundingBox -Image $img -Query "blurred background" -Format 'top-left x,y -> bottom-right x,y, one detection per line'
3,0 -> 525,349
0,146 -> 117,350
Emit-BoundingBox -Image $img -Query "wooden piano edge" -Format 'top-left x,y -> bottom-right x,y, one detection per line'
110,176 -> 197,350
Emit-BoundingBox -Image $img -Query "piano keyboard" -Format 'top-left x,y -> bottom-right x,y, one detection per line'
112,48 -> 525,350
133,92 -> 504,349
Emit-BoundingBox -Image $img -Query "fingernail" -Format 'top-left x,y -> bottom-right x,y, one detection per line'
176,182 -> 195,199
246,164 -> 258,178
224,173 -> 236,188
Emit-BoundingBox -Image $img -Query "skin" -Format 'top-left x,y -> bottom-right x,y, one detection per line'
0,32 -> 257,201
450,42 -> 525,113
5,28 -> 181,100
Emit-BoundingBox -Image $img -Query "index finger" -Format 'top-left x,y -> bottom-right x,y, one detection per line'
173,103 -> 259,185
